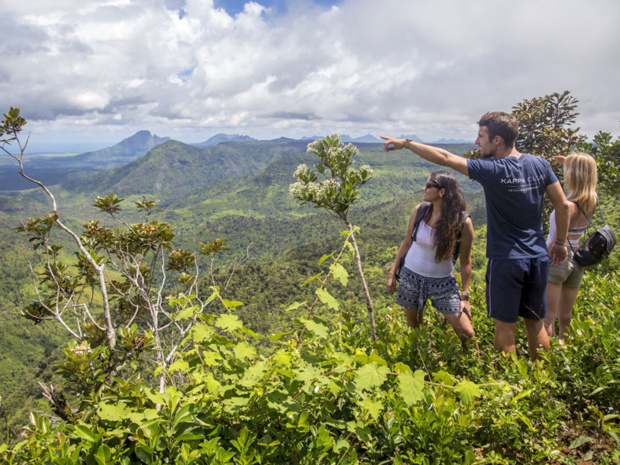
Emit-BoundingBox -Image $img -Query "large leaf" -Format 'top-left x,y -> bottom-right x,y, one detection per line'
222,396 -> 250,413
334,438 -> 350,454
201,350 -> 223,366
454,380 -> 481,405
330,263 -> 348,286
399,369 -> 425,405
354,362 -> 389,391
360,397 -> 384,420
168,359 -> 189,372
98,402 -> 132,421
126,409 -> 160,424
316,288 -> 339,310
295,361 -> 322,383
191,323 -> 214,343
301,318 -> 329,338
144,388 -> 165,406
234,342 -> 257,360
272,349 -> 292,367
215,314 -> 243,332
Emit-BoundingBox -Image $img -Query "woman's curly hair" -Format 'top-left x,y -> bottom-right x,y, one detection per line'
427,171 -> 467,262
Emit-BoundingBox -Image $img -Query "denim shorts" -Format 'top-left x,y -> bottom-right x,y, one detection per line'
486,257 -> 549,323
395,267 -> 460,314
547,248 -> 584,288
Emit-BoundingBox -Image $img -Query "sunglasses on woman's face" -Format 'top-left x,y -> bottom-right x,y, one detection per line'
425,182 -> 442,190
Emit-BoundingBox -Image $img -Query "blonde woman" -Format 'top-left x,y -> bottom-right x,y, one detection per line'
544,152 -> 598,339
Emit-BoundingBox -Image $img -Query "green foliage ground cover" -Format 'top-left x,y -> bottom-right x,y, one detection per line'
1,262 -> 618,464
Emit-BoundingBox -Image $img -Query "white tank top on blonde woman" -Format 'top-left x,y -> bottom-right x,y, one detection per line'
546,208 -> 589,249
404,220 -> 454,278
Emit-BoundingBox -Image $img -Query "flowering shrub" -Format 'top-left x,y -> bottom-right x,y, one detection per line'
290,134 -> 377,339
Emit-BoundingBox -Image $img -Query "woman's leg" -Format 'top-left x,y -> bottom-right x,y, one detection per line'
557,285 -> 580,339
404,307 -> 424,328
544,281 -> 562,337
444,312 -> 477,350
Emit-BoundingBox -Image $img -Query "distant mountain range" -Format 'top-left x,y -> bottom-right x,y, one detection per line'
187,132 -> 472,147
0,130 -> 472,191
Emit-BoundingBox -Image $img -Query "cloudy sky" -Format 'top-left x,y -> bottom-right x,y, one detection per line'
2,0 -> 619,152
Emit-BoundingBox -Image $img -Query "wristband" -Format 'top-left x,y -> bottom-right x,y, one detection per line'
555,241 -> 567,247
460,291 -> 470,301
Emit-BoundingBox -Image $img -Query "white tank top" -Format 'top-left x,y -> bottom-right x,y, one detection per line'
404,220 -> 454,277
546,209 -> 588,248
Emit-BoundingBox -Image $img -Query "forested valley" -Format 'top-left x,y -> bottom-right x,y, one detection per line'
1,93 -> 620,463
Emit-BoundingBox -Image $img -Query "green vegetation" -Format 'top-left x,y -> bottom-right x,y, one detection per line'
1,253 -> 619,463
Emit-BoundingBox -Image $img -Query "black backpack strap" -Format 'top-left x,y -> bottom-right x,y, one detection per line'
411,202 -> 432,242
578,201 -> 607,227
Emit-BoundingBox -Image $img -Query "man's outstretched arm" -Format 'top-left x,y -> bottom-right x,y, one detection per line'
381,137 -> 469,177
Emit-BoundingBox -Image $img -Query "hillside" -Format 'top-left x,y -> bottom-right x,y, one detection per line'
163,142 -> 479,220
61,139 -> 311,199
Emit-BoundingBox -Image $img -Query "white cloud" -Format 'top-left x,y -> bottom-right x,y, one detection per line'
1,0 -> 619,150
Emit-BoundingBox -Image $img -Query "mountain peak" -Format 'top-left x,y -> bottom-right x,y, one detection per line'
72,130 -> 170,166
194,133 -> 257,147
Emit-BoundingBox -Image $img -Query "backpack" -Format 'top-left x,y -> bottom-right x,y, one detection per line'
571,204 -> 616,267
395,202 -> 470,280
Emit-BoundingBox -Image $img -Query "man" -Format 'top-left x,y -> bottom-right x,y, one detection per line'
382,112 -> 570,360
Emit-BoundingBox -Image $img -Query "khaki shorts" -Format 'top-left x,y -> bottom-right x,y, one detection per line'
547,248 -> 585,288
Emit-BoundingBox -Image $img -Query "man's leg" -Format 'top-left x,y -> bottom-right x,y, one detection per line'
524,318 -> 550,361
487,260 -> 521,354
522,257 -> 551,360
494,319 -> 517,354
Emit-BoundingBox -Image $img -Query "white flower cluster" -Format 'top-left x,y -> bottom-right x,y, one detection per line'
289,181 -> 305,198
71,340 -> 92,357
289,179 -> 341,203
359,165 -> 373,176
293,164 -> 310,179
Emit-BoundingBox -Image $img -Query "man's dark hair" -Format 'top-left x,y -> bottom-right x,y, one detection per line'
478,111 -> 519,148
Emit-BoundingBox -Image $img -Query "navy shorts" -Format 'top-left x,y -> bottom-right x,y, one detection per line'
396,267 -> 461,315
486,257 -> 549,323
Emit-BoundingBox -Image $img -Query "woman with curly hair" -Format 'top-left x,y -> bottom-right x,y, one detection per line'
387,171 -> 476,347
544,152 -> 598,339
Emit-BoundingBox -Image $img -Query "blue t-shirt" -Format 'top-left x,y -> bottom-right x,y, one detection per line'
467,153 -> 558,259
